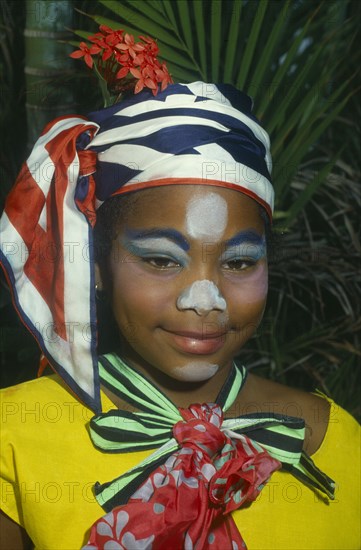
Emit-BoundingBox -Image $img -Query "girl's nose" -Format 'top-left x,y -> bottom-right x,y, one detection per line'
176,279 -> 227,316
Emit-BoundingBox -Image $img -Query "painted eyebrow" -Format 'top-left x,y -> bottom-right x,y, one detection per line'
124,228 -> 190,251
224,230 -> 265,249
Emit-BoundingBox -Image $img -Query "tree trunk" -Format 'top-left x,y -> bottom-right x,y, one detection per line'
25,0 -> 77,147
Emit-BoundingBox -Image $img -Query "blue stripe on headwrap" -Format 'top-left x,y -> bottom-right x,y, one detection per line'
95,163 -> 142,201
88,82 -> 274,215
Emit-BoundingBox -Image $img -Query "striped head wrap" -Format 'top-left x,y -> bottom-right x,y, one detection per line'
0,82 -> 273,412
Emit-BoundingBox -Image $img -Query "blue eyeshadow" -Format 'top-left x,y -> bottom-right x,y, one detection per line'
222,231 -> 266,261
124,228 -> 190,251
225,230 -> 265,249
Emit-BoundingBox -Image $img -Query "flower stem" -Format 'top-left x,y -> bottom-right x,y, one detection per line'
93,62 -> 112,107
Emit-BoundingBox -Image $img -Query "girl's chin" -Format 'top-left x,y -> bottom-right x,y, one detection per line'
171,362 -> 219,382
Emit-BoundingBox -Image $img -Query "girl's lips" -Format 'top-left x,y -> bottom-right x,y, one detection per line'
163,329 -> 227,355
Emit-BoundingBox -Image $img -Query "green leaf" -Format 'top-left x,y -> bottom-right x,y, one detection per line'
285,149 -> 345,226
249,1 -> 291,104
271,69 -> 342,156
274,82 -> 353,192
266,47 -> 325,136
223,1 -> 243,83
161,0 -> 179,30
92,62 -> 112,107
126,0 -> 170,28
68,29 -> 94,41
99,0 -> 181,48
152,43 -> 198,73
177,0 -> 194,59
257,7 -> 318,118
163,61 -> 199,83
210,0 -> 222,81
236,0 -> 268,90
66,36 -> 90,45
192,2 -> 207,79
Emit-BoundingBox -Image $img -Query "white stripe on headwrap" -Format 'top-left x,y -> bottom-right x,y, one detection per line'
88,115 -> 231,146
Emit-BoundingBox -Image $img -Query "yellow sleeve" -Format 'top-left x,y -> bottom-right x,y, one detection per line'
0,386 -> 25,526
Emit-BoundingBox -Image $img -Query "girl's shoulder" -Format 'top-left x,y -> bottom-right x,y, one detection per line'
238,373 -> 359,456
0,373 -> 69,399
0,374 -> 92,432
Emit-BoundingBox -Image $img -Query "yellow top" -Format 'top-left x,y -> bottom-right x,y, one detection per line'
0,375 -> 360,550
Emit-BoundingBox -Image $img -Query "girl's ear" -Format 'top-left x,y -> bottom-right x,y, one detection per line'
95,262 -> 110,292
95,263 -> 103,290
94,262 -> 119,353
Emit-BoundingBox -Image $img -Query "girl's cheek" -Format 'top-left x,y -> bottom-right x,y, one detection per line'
225,261 -> 268,304
247,261 -> 268,301
111,262 -> 175,310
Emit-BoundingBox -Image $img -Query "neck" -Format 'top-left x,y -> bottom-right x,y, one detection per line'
110,347 -> 235,408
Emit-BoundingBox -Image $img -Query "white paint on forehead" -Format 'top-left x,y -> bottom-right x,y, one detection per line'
173,362 -> 219,382
186,193 -> 228,241
177,280 -> 227,315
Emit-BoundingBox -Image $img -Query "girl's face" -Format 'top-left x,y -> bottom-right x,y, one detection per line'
106,185 -> 268,384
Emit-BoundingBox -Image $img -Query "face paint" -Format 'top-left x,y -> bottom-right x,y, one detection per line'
177,279 -> 227,315
172,362 -> 219,382
221,232 -> 267,265
124,228 -> 190,251
223,231 -> 266,260
241,261 -> 268,302
122,229 -> 190,267
186,193 -> 228,241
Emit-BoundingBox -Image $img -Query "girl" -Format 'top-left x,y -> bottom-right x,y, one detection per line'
0,82 -> 359,549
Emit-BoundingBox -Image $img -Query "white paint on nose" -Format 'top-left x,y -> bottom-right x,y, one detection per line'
177,279 -> 227,315
186,193 -> 228,241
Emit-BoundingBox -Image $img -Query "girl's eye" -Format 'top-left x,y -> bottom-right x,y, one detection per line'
144,257 -> 181,269
222,258 -> 256,271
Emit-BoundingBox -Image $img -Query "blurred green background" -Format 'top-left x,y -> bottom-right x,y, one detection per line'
0,0 -> 360,418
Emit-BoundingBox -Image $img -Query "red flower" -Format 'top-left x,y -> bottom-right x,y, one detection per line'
116,33 -> 145,59
69,41 -> 101,69
156,63 -> 173,91
139,35 -> 159,56
131,66 -> 158,95
99,25 -> 124,46
89,27 -> 125,62
70,26 -> 173,102
116,65 -> 130,79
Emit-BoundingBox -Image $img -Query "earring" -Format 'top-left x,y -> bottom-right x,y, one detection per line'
95,284 -> 106,301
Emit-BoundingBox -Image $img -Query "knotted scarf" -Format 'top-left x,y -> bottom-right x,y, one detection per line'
83,353 -> 335,550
